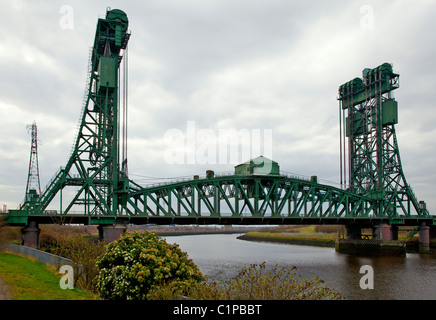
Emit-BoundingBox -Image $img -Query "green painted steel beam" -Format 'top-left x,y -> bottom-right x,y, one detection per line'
10,9 -> 131,223
338,62 -> 429,220
124,175 -> 379,220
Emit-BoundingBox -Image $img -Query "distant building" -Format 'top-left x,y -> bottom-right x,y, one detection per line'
234,156 -> 280,176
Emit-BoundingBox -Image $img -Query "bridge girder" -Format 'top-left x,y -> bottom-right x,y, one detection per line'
8,174 -> 434,227
124,175 -> 382,220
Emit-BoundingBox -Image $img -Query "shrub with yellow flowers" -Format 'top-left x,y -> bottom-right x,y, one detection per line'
95,231 -> 204,300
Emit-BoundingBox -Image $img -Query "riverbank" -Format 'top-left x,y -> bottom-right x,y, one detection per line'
0,252 -> 96,300
237,231 -> 337,247
156,230 -> 245,237
237,231 -> 422,252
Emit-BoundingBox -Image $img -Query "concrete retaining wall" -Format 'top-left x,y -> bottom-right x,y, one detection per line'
335,238 -> 407,256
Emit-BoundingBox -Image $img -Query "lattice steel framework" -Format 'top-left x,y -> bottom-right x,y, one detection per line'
21,122 -> 41,209
124,175 -> 378,221
14,9 -> 131,221
338,63 -> 428,218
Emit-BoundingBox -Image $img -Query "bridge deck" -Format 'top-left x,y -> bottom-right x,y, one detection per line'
7,174 -> 433,227
6,212 -> 435,227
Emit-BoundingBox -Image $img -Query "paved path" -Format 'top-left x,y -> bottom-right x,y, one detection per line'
0,277 -> 12,300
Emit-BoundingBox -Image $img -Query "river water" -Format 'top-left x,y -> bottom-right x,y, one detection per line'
163,233 -> 436,300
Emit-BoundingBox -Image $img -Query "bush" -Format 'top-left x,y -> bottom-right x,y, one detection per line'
59,235 -> 105,292
217,262 -> 342,300
95,231 -> 204,300
0,225 -> 21,247
147,263 -> 342,300
39,225 -> 105,293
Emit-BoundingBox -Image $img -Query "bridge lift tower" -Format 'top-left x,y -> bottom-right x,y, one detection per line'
9,9 -> 131,239
338,63 -> 428,218
40,9 -> 131,223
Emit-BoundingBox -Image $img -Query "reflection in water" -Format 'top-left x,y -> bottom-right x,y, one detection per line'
164,234 -> 436,300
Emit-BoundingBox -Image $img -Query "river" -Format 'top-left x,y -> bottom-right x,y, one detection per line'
163,233 -> 436,300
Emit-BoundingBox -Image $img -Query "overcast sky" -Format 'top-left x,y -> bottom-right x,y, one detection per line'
1,0 -> 435,214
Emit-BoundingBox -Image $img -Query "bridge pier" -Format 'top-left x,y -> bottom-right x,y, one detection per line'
344,224 -> 399,241
345,224 -> 361,240
372,224 -> 398,241
98,223 -> 127,243
419,224 -> 430,253
21,221 -> 40,249
336,223 -> 406,256
391,225 -> 399,240
431,226 -> 436,249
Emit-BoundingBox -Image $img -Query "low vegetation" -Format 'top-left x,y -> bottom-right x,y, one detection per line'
258,225 -> 343,234
238,231 -> 338,247
0,252 -> 96,300
0,224 -> 343,300
94,231 -> 341,300
147,262 -> 342,300
95,231 -> 204,300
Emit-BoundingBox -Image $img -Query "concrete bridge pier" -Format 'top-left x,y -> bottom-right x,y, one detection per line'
98,223 -> 127,243
431,227 -> 436,249
391,225 -> 399,240
21,221 -> 40,248
345,224 -> 362,240
336,223 -> 405,256
419,224 -> 430,253
372,224 -> 398,241
344,224 -> 399,240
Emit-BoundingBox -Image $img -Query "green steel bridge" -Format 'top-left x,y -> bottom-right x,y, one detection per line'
7,171 -> 433,228
4,9 -> 434,235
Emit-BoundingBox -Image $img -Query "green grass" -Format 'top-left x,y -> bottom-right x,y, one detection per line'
0,252 -> 97,300
240,231 -> 337,244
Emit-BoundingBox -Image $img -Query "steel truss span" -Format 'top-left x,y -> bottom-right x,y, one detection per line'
126,175 -> 375,219
8,174 -> 434,226
123,174 -> 431,222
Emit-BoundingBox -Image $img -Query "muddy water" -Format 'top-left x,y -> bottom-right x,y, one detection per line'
164,233 -> 436,300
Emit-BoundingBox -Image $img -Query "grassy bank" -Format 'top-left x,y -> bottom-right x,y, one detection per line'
238,231 -> 338,247
0,252 -> 97,300
238,230 -> 423,252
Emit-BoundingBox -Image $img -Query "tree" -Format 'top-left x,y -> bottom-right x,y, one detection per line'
95,231 -> 204,300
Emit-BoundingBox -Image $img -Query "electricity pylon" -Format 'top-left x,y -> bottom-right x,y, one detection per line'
22,122 -> 41,209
